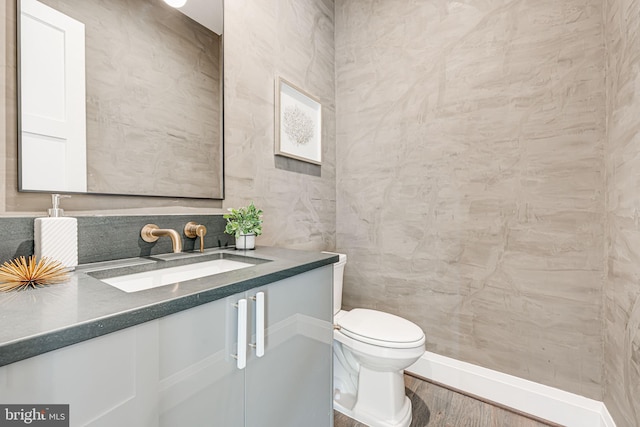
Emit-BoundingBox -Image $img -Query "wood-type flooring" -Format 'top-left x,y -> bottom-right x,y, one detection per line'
333,374 -> 558,427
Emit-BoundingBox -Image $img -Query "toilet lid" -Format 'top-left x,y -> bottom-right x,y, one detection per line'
337,309 -> 425,348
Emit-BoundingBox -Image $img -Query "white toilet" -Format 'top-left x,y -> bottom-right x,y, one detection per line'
328,252 -> 425,427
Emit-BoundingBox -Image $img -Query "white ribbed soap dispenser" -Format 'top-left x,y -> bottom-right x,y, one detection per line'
34,194 -> 78,270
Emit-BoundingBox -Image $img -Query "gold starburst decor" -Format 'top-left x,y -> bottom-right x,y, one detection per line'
0,256 -> 70,292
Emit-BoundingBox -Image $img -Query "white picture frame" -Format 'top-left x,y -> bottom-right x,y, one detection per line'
275,77 -> 322,165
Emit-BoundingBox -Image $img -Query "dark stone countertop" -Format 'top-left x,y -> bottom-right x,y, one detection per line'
0,246 -> 338,367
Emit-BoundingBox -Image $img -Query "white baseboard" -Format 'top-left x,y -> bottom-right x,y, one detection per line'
406,351 -> 616,427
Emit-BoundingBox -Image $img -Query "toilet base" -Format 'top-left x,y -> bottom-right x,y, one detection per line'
334,395 -> 412,427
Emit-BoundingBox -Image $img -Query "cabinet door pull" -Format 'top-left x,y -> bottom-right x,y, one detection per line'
255,292 -> 265,357
233,298 -> 247,369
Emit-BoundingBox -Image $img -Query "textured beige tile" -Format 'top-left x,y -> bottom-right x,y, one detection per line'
223,0 -> 336,250
336,0 -> 605,400
605,0 -> 640,423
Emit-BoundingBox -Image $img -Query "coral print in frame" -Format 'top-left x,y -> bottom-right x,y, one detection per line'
275,77 -> 322,165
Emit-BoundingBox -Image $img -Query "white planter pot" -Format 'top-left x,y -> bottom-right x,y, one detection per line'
235,234 -> 256,250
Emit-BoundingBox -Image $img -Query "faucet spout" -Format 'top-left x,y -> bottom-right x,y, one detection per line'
141,224 -> 183,253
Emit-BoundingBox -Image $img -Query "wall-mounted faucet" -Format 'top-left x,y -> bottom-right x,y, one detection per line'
141,224 -> 183,253
184,222 -> 207,252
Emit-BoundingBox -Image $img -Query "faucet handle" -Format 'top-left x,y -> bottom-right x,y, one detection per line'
141,224 -> 160,243
184,222 -> 207,252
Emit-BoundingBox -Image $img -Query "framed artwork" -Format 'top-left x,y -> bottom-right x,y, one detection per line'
275,77 -> 322,165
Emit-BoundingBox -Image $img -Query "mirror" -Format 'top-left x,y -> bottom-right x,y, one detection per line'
18,0 -> 224,199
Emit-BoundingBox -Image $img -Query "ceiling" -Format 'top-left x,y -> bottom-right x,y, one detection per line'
176,0 -> 222,35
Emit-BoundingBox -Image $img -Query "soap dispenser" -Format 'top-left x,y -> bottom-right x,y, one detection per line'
34,194 -> 78,270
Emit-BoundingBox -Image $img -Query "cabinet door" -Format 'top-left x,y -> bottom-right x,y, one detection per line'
0,321 -> 159,426
245,266 -> 333,427
157,294 -> 245,427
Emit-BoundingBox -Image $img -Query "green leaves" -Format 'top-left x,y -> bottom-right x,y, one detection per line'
223,202 -> 263,237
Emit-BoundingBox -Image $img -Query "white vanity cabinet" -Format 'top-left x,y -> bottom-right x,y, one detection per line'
159,264 -> 334,427
0,265 -> 333,427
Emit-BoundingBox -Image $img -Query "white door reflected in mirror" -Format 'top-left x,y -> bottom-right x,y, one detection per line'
19,0 -> 87,192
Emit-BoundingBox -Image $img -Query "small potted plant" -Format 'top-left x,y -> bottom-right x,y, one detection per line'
223,202 -> 263,250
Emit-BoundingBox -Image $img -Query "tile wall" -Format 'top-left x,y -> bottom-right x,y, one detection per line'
335,0 -> 605,400
604,0 -> 640,424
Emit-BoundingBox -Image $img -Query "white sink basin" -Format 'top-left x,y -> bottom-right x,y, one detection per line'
102,258 -> 253,293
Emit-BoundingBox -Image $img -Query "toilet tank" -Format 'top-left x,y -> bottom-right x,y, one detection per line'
323,252 -> 347,315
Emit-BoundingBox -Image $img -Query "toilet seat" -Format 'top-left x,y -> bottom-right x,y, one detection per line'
336,309 -> 425,349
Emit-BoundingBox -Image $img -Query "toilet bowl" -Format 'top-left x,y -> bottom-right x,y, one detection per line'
325,252 -> 425,427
